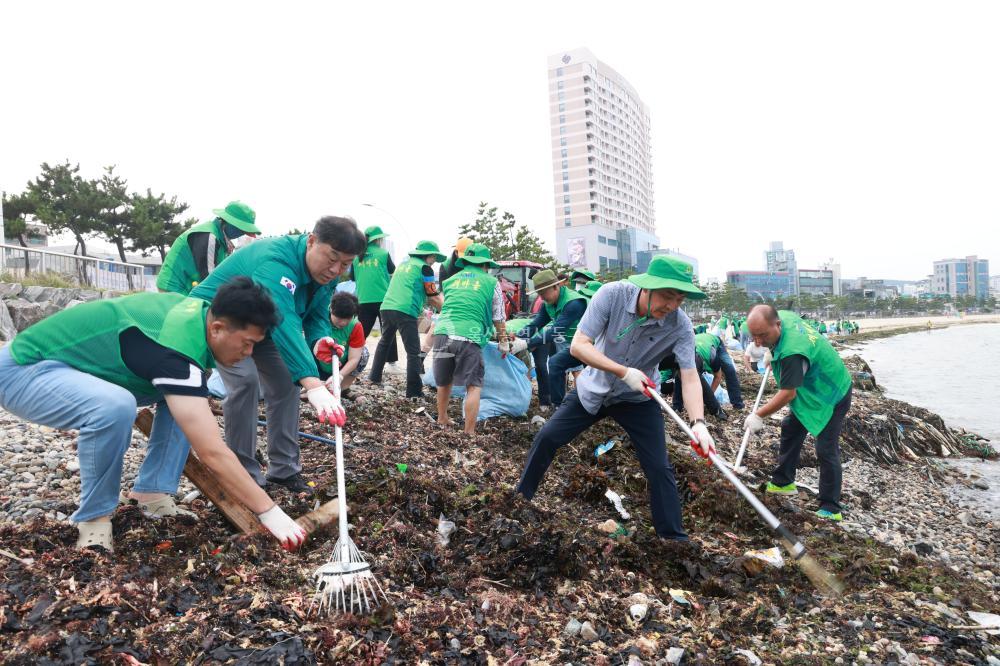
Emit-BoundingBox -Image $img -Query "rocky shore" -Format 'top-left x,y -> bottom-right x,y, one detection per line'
0,351 -> 997,664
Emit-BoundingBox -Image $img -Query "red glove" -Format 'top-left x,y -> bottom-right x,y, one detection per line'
313,337 -> 344,364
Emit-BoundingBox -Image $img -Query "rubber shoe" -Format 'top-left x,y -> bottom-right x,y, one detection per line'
122,494 -> 197,520
76,520 -> 113,552
815,509 -> 843,522
266,473 -> 314,494
385,362 -> 406,376
765,482 -> 798,495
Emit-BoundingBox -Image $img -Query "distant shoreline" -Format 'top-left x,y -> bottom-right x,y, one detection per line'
832,314 -> 1000,344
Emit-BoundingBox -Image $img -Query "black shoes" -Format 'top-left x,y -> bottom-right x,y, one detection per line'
265,473 -> 313,494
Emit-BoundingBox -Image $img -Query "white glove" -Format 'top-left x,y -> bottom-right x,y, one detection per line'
499,339 -> 510,355
306,385 -> 346,426
763,349 -> 773,369
744,412 -> 765,434
690,421 -> 718,458
510,338 -> 528,355
258,504 -> 307,551
621,367 -> 655,396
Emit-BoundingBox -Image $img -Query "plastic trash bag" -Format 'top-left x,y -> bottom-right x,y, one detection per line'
421,341 -> 531,420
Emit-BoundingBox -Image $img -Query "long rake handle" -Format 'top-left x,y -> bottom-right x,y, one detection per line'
734,366 -> 771,469
330,357 -> 350,565
648,388 -> 806,559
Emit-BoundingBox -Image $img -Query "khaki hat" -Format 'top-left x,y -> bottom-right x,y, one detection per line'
527,269 -> 565,295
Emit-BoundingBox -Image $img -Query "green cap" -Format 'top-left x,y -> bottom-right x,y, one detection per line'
408,240 -> 447,263
580,279 -> 603,298
570,268 -> 597,282
455,243 -> 499,269
628,255 -> 705,300
364,225 -> 387,242
527,269 -> 564,294
212,201 -> 260,235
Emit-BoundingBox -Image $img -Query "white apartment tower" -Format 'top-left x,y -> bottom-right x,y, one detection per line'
548,48 -> 658,273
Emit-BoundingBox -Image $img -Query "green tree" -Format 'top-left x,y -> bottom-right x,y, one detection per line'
2,191 -> 40,275
27,161 -> 101,257
129,189 -> 193,261
457,202 -> 561,267
92,166 -> 134,265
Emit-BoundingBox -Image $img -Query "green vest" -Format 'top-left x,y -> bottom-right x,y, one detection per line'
10,293 -> 213,399
739,320 -> 749,335
317,317 -> 358,375
433,266 -> 497,347
771,311 -> 852,436
381,257 -> 429,317
694,332 -> 721,368
543,286 -> 586,342
352,243 -> 391,304
157,220 -> 228,295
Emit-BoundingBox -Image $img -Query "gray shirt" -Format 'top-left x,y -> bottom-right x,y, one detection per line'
575,280 -> 696,414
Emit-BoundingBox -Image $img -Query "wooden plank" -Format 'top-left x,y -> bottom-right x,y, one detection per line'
134,407 -> 258,533
133,408 -> 341,536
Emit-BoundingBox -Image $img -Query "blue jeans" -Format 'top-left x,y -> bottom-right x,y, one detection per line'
517,390 -> 687,539
0,347 -> 189,522
713,345 -> 745,408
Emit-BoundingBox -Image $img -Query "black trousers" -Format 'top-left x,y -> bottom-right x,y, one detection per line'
772,388 -> 852,513
358,301 -> 397,364
516,390 -> 687,540
369,309 -> 423,397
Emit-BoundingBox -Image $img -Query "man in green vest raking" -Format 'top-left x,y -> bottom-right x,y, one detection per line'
744,305 -> 853,521
190,216 -> 367,494
369,240 -> 445,398
351,225 -> 400,373
157,201 -> 261,295
432,243 -> 507,434
0,277 -> 308,553
512,269 -> 589,408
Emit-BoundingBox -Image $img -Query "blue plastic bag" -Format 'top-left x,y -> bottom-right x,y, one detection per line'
421,342 -> 532,420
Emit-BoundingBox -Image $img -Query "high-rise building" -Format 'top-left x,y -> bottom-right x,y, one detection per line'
820,258 -> 841,296
635,248 -> 698,278
932,256 -> 990,300
765,242 -> 798,294
726,271 -> 794,301
548,48 -> 657,273
797,268 -> 836,296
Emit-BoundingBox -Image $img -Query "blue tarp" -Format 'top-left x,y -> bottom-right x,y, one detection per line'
421,341 -> 532,420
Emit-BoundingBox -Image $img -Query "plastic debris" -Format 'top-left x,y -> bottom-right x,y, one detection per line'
579,621 -> 599,641
530,415 -> 546,426
668,589 -> 691,605
594,439 -> 617,457
967,611 -> 1000,635
666,647 -> 685,665
563,618 -> 582,636
395,463 -> 408,475
734,648 -> 762,665
604,489 -> 631,520
436,513 -> 456,547
628,603 -> 648,621
745,547 -> 785,568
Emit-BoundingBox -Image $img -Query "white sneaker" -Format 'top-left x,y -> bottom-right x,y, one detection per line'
385,362 -> 406,375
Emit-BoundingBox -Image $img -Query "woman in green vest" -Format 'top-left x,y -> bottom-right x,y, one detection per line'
0,278 -> 308,552
431,243 -> 507,434
743,305 -> 853,521
157,201 -> 261,295
369,240 -> 445,398
351,225 -> 398,370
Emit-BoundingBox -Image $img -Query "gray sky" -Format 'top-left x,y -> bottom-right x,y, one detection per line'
2,1 -> 998,281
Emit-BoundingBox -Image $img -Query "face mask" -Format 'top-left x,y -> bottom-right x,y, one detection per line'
223,223 -> 246,240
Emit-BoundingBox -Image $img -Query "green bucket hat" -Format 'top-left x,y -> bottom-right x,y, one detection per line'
364,225 -> 387,242
408,240 -> 447,263
212,201 -> 261,235
628,255 -> 705,300
570,268 -> 597,283
580,279 -> 603,298
527,269 -> 565,295
455,243 -> 499,269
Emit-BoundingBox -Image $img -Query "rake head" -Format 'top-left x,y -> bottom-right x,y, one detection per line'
310,535 -> 387,616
